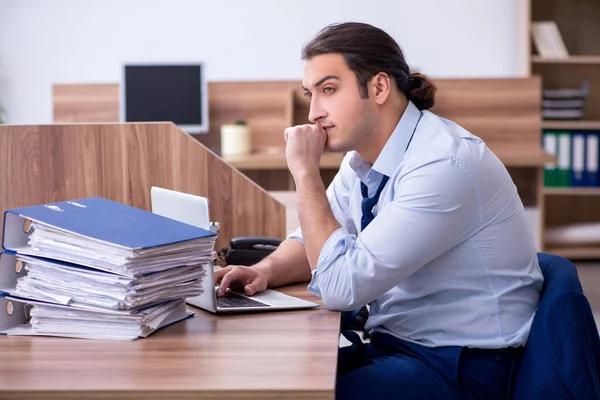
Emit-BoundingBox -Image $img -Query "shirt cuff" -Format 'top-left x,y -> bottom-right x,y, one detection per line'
307,227 -> 354,297
286,226 -> 304,244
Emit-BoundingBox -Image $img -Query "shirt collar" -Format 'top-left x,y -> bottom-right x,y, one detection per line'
349,101 -> 421,179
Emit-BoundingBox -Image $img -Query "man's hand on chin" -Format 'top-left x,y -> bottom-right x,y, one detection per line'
284,124 -> 327,179
284,124 -> 339,270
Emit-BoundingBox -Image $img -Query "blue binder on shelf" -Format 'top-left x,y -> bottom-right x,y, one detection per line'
2,197 -> 216,254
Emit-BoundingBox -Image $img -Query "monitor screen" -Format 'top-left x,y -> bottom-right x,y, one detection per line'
121,64 -> 209,133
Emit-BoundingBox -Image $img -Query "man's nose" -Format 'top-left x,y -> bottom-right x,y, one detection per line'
308,99 -> 327,123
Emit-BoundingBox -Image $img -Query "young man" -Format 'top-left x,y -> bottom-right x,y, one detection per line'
216,22 -> 543,399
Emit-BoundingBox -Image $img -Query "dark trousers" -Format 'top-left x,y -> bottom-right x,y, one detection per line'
336,332 -> 521,400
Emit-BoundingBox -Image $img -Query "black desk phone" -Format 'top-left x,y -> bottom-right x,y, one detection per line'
218,236 -> 282,266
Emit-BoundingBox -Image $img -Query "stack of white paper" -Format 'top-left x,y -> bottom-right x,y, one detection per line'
25,222 -> 215,276
26,299 -> 190,340
14,255 -> 208,311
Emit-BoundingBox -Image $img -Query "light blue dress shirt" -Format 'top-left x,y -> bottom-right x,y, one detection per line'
288,101 -> 544,349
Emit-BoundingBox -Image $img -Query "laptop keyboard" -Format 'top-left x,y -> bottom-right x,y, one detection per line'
216,291 -> 271,309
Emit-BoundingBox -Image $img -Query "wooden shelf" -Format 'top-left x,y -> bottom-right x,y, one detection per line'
224,147 -> 553,170
542,120 -> 600,130
223,149 -> 344,170
532,55 -> 600,64
529,0 -> 600,261
493,146 -> 555,167
545,246 -> 600,260
544,187 -> 600,196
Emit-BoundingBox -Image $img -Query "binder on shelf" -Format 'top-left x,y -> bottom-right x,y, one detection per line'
585,132 -> 600,187
557,131 -> 572,187
543,130 -> 559,187
571,131 -> 586,187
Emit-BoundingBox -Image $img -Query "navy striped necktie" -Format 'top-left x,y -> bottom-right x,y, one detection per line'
340,174 -> 390,345
360,175 -> 390,231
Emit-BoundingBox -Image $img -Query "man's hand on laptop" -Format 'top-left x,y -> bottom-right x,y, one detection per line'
215,266 -> 268,297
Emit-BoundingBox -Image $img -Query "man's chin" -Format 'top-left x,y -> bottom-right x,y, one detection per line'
326,141 -> 350,153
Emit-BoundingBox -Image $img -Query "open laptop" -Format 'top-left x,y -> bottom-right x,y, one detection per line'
150,186 -> 319,313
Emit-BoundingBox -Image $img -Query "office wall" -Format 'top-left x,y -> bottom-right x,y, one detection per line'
0,0 -> 521,124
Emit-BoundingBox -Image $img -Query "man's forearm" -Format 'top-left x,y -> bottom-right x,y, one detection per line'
253,238 -> 312,287
295,171 -> 341,270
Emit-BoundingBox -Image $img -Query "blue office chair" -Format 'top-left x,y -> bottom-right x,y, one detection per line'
511,253 -> 600,399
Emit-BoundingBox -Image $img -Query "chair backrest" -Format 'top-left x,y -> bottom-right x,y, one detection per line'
512,253 -> 600,399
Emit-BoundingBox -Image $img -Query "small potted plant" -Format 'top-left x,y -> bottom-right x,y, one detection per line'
220,119 -> 252,156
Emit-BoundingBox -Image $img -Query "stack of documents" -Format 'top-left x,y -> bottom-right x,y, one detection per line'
0,197 -> 217,340
14,255 -> 207,310
542,80 -> 589,120
27,298 -> 190,341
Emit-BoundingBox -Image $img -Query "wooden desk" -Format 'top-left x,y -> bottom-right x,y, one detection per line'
0,284 -> 340,400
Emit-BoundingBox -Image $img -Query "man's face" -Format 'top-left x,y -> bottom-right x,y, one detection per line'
302,54 -> 377,153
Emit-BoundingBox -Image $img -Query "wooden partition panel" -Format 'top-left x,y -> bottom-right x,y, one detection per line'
0,123 -> 286,250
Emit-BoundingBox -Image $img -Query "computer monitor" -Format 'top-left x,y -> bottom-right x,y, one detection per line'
121,63 -> 209,134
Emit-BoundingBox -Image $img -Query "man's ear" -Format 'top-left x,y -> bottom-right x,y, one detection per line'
371,72 -> 392,105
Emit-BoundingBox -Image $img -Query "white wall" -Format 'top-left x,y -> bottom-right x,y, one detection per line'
0,0 -> 521,124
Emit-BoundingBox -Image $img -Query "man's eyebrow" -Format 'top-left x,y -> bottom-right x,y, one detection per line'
301,75 -> 340,91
